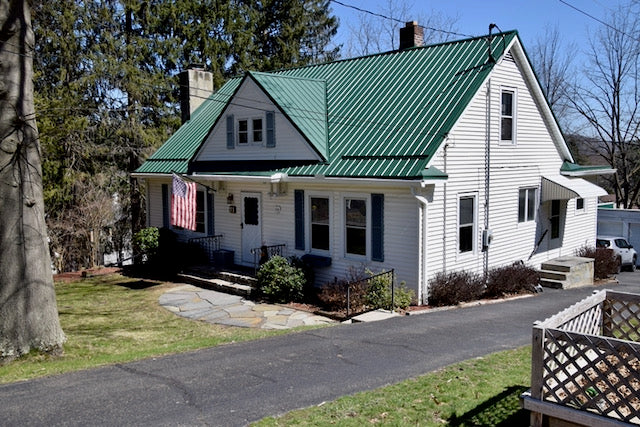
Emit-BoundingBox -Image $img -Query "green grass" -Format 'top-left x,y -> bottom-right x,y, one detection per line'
0,274 -> 295,384
254,346 -> 531,426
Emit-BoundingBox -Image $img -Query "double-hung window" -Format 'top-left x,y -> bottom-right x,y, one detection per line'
345,198 -> 367,256
501,90 -> 515,143
310,197 -> 330,251
252,118 -> 263,143
459,195 -> 476,253
518,188 -> 537,222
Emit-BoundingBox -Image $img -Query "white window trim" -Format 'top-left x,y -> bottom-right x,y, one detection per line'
499,87 -> 517,145
343,194 -> 371,260
236,116 -> 264,146
307,193 -> 331,255
457,193 -> 478,256
518,187 -> 538,224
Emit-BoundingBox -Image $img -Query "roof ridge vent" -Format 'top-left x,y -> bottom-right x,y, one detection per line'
399,21 -> 423,50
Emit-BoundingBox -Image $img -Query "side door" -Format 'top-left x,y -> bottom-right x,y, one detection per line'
241,193 -> 262,265
614,238 -> 633,265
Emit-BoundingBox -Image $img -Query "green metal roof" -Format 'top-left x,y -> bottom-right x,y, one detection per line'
137,31 -> 519,178
249,71 -> 328,159
136,78 -> 241,174
560,161 -> 615,176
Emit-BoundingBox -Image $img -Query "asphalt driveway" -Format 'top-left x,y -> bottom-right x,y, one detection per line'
2,272 -> 640,426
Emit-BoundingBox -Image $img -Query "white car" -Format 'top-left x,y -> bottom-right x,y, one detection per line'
596,236 -> 638,272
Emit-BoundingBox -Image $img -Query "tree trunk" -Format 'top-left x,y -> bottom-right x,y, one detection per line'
0,0 -> 65,359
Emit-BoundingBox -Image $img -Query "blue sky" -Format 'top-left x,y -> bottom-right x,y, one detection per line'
330,0 -> 628,62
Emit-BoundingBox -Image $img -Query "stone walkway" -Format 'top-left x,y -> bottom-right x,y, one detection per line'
159,284 -> 335,329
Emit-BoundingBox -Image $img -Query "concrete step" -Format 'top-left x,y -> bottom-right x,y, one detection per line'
540,262 -> 572,273
538,270 -> 568,281
216,270 -> 257,287
177,273 -> 253,297
539,278 -> 565,289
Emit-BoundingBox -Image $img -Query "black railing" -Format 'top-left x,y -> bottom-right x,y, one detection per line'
188,235 -> 223,263
251,243 -> 286,274
345,269 -> 395,317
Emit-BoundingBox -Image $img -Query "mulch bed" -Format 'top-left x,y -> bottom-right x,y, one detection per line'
53,267 -> 121,283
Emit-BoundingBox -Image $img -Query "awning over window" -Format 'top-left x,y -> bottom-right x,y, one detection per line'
541,175 -> 607,202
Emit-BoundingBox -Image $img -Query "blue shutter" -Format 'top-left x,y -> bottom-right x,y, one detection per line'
295,190 -> 304,250
161,184 -> 169,227
226,115 -> 235,149
371,193 -> 384,262
266,111 -> 275,148
206,192 -> 215,236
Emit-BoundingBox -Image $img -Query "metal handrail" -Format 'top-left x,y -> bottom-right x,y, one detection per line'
346,269 -> 395,317
188,235 -> 223,263
251,243 -> 286,273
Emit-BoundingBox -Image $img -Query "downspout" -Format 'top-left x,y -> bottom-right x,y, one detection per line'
484,78 -> 491,278
412,187 -> 429,305
442,141 -> 449,273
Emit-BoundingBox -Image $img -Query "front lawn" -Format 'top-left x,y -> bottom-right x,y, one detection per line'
0,273 -> 293,384
254,346 -> 531,426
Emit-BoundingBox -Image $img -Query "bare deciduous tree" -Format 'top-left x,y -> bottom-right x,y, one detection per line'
530,25 -> 576,131
0,0 -> 65,360
570,4 -> 640,208
345,0 -> 459,57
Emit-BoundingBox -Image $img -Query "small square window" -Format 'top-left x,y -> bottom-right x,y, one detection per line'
576,198 -> 584,211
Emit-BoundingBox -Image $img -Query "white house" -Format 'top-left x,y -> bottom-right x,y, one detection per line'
134,23 -> 609,304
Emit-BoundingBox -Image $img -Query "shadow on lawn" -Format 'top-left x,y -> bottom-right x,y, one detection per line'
449,385 -> 529,426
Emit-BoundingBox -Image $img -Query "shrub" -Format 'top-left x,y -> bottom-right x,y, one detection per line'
132,227 -> 159,265
575,245 -> 619,279
364,270 -> 415,310
484,262 -> 539,298
257,256 -> 306,303
428,270 -> 484,307
288,256 -> 316,301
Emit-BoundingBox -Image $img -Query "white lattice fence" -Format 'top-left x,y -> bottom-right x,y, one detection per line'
525,290 -> 640,426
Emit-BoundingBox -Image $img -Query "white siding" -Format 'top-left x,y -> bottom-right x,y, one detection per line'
195,78 -> 322,161
425,48 -> 599,285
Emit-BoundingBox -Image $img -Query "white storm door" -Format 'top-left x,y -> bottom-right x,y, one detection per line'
241,193 -> 262,264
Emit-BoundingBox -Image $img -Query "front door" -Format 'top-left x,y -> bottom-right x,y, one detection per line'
241,193 -> 262,264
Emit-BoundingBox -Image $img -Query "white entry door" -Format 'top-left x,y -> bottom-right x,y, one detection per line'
241,193 -> 262,264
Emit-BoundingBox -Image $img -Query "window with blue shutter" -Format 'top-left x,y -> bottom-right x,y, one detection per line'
162,184 -> 169,227
266,111 -> 276,148
295,190 -> 304,250
371,194 -> 384,262
206,192 -> 215,236
226,114 -> 235,149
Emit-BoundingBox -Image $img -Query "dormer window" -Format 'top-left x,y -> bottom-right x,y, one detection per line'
238,119 -> 249,144
226,112 -> 275,149
253,118 -> 263,142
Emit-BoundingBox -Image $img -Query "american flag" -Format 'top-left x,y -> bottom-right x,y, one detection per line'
171,173 -> 197,231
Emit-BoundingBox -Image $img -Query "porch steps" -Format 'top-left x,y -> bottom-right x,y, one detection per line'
538,256 -> 594,289
177,267 -> 257,297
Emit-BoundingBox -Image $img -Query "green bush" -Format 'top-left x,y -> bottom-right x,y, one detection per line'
257,255 -> 306,303
428,270 -> 484,307
364,269 -> 414,310
132,227 -> 159,265
484,262 -> 539,298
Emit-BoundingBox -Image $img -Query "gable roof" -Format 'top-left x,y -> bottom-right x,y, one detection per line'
137,31 -> 525,178
249,71 -> 329,159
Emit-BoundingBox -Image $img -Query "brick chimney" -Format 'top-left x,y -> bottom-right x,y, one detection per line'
179,64 -> 214,123
399,21 -> 423,50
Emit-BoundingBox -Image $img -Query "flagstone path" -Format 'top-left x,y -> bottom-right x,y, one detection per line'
159,284 -> 335,329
